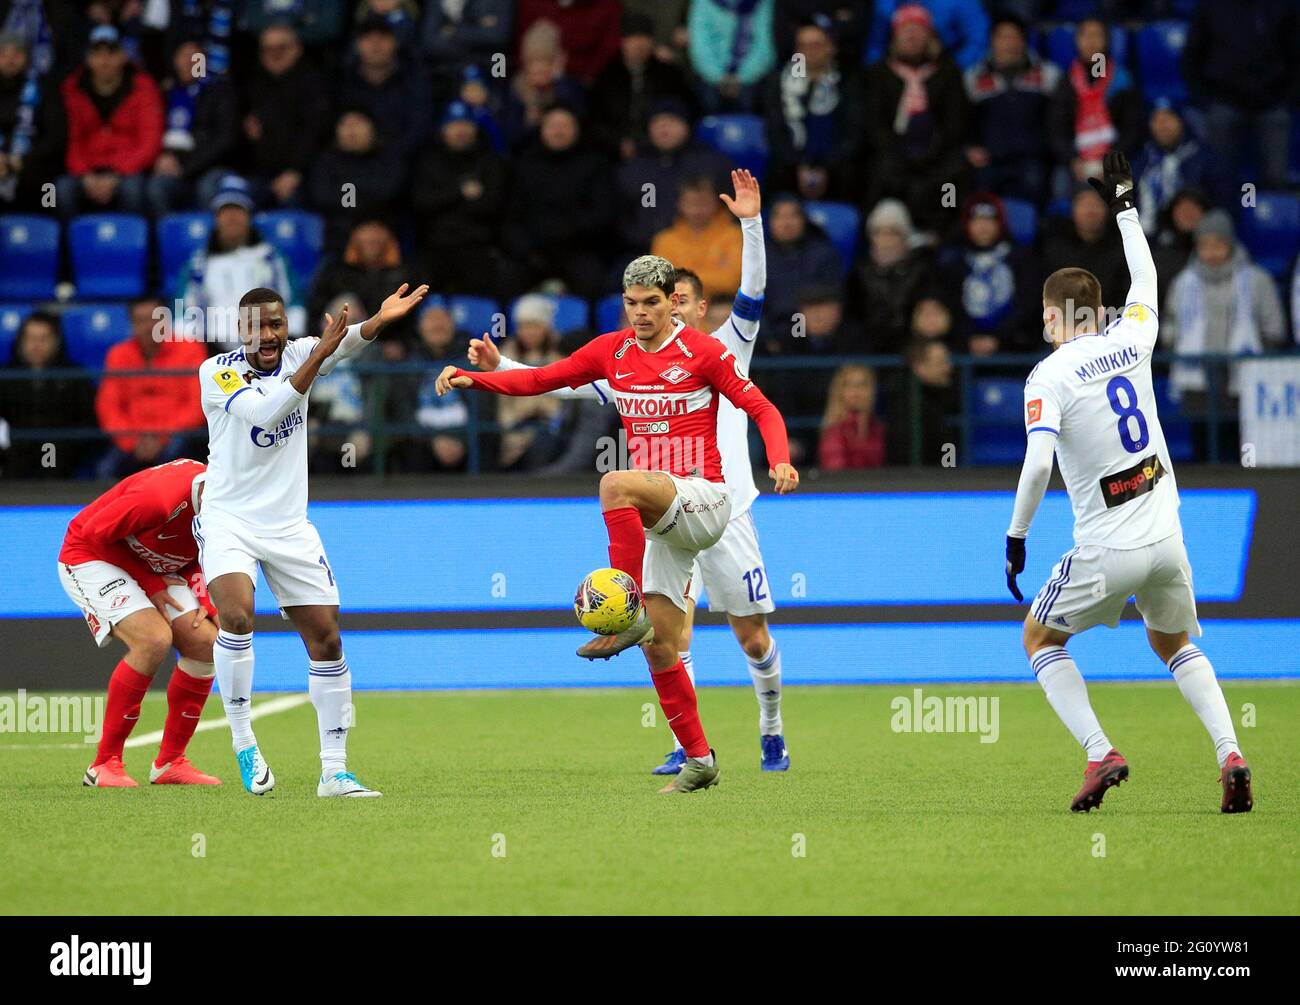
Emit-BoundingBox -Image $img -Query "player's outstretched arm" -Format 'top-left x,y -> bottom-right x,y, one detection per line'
1088,151 -> 1157,313
719,169 -> 765,349
705,347 -> 798,493
468,332 -> 608,403
436,337 -> 605,397
319,283 -> 429,375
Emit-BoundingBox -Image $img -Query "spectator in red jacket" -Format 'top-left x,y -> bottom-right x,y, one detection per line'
95,297 -> 207,479
819,364 -> 886,471
515,0 -> 621,84
55,25 -> 162,218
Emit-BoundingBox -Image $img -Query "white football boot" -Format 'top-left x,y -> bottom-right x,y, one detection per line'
317,770 -> 382,798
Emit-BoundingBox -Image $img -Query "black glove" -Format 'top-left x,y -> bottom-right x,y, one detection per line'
1087,149 -> 1136,214
1005,535 -> 1026,602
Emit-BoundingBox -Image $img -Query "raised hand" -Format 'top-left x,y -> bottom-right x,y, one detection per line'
1087,150 -> 1135,214
379,283 -> 430,325
319,303 -> 350,355
719,168 -> 761,220
468,331 -> 501,370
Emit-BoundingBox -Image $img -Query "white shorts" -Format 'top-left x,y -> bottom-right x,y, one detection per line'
643,474 -> 731,612
1030,534 -> 1201,637
685,509 -> 776,617
194,512 -> 340,610
58,560 -> 200,649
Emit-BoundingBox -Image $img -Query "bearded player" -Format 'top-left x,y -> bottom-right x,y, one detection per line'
58,458 -> 221,787
437,255 -> 798,793
196,282 -> 427,797
1005,151 -> 1251,814
470,169 -> 790,775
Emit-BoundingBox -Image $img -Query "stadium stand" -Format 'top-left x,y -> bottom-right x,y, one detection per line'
0,1 -> 1295,479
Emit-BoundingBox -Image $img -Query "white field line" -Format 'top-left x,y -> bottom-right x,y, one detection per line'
0,693 -> 310,751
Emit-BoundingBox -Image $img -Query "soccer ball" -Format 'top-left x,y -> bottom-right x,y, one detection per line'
574,568 -> 642,635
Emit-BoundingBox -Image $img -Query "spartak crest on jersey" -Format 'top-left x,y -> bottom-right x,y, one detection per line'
660,365 -> 691,384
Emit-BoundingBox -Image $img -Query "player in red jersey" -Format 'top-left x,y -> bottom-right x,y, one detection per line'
437,255 -> 799,793
58,458 -> 221,788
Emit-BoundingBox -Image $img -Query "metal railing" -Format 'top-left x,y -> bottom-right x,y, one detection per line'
1,350 -> 1296,476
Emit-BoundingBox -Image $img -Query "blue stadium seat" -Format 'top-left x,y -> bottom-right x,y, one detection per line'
157,212 -> 212,295
448,295 -> 500,337
1045,24 -> 1129,73
68,214 -> 148,298
695,114 -> 767,180
0,303 -> 32,364
510,293 -> 589,335
595,292 -> 624,333
253,210 -> 322,285
0,215 -> 59,300
972,378 -> 1025,422
803,200 -> 860,268
1153,376 -> 1194,463
970,378 -> 1027,465
1001,198 -> 1038,245
1136,21 -> 1189,103
61,304 -> 130,369
971,425 -> 1028,466
1238,192 -> 1300,279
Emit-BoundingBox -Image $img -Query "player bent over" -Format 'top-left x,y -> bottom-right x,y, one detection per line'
468,170 -> 791,774
1005,152 -> 1251,813
57,458 -> 221,787
439,255 -> 798,793
196,283 -> 427,797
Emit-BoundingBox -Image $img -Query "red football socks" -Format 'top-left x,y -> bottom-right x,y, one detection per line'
603,506 -> 646,591
651,660 -> 710,758
157,667 -> 214,766
97,660 -> 152,763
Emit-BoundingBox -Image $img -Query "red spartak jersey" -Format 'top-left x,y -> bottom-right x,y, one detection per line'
60,458 -> 207,597
456,323 -> 790,481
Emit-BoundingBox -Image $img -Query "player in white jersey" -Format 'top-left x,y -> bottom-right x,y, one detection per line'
196,282 -> 428,797
1004,152 -> 1251,814
469,170 -> 790,774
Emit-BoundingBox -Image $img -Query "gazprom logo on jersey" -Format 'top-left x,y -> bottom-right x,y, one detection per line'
250,410 -> 303,448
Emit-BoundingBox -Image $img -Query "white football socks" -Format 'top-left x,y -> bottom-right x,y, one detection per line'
1168,644 -> 1240,767
748,638 -> 783,736
1032,646 -> 1112,761
309,657 -> 352,777
214,629 -> 256,751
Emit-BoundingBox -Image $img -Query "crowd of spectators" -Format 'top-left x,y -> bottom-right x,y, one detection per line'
1,0 -> 1298,479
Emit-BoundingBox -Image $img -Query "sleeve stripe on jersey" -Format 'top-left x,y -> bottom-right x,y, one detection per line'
1028,426 -> 1059,436
591,382 -> 608,405
732,291 -> 763,323
223,386 -> 250,412
729,317 -> 755,343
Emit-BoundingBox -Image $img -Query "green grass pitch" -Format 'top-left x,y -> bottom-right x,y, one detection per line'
3,682 -> 1297,915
